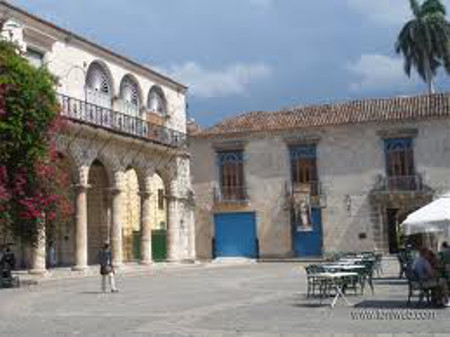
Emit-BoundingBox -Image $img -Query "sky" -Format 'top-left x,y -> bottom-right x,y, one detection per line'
9,0 -> 450,126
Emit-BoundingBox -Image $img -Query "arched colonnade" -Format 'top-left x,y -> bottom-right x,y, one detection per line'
29,134 -> 195,273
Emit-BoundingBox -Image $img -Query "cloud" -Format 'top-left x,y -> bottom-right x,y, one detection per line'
347,53 -> 419,92
161,62 -> 272,98
346,0 -> 410,25
248,0 -> 273,10
347,0 -> 450,25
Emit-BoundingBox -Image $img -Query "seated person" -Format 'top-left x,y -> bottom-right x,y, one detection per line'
439,242 -> 450,276
412,248 -> 434,281
413,247 -> 449,307
0,247 -> 15,279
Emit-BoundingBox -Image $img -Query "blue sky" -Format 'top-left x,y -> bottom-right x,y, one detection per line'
10,0 -> 450,126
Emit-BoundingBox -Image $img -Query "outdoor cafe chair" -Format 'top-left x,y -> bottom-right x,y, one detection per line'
397,249 -> 415,278
305,264 -> 331,298
373,253 -> 383,277
356,259 -> 375,295
404,267 -> 433,306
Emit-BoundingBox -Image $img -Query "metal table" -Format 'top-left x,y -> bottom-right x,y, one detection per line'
315,272 -> 359,307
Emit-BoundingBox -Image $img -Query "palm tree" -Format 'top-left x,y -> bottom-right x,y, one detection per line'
396,0 -> 450,94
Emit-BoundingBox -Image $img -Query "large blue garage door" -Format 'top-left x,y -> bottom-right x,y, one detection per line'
214,212 -> 258,258
293,208 -> 323,257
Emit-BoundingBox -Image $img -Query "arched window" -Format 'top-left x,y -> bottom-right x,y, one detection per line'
119,75 -> 141,116
147,86 -> 167,116
85,62 -> 112,108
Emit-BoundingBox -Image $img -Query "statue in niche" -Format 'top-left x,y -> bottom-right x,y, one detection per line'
292,189 -> 312,231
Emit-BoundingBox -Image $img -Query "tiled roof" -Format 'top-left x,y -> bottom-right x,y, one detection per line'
196,93 -> 450,138
187,120 -> 203,136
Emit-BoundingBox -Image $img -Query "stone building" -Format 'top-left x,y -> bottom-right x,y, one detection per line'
0,2 -> 195,273
190,94 -> 450,259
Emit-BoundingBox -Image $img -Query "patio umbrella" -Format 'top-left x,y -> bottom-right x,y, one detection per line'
400,192 -> 450,236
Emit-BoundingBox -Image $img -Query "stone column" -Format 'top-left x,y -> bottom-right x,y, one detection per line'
139,191 -> 153,265
29,224 -> 46,274
187,204 -> 196,261
167,194 -> 181,262
73,184 -> 89,271
110,187 -> 124,267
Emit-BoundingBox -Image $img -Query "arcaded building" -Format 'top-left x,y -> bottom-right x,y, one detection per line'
1,2 -> 195,272
191,94 -> 450,259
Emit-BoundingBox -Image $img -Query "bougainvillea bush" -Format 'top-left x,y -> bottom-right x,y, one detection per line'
0,38 -> 73,246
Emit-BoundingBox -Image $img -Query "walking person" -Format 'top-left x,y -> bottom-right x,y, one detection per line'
99,243 -> 118,293
47,240 -> 57,268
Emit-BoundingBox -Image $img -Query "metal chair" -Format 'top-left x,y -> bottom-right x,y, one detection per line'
356,259 -> 375,294
405,267 -> 434,306
305,264 -> 328,298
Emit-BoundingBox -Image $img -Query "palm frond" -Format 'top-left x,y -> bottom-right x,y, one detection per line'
421,0 -> 446,17
396,0 -> 450,92
409,0 -> 422,18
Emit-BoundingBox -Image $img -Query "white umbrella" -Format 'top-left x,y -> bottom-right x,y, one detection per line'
400,192 -> 450,236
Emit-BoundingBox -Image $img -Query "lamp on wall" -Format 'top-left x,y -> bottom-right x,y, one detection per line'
345,195 -> 351,212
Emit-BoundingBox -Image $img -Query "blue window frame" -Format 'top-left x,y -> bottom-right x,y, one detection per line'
384,138 -> 414,177
217,150 -> 246,201
289,145 -> 319,195
383,138 -> 416,191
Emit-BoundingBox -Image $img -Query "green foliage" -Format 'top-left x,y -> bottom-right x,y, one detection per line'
0,38 -> 69,245
0,40 -> 58,167
396,0 -> 450,93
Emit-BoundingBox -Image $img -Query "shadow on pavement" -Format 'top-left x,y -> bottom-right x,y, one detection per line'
353,300 -> 444,309
291,302 -> 330,308
79,291 -> 105,295
373,278 -> 408,286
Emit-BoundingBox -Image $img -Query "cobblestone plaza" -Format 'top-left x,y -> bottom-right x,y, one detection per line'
1,260 -> 449,337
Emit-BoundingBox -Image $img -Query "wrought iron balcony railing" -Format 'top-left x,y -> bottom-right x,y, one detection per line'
213,185 -> 249,203
291,181 -> 322,197
58,94 -> 187,148
374,174 -> 424,192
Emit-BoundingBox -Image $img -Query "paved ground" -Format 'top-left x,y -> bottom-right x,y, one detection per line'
0,260 -> 449,337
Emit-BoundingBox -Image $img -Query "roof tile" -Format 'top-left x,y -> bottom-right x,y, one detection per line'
196,93 -> 450,138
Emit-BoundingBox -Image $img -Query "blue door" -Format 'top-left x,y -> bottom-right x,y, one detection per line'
293,208 -> 323,257
214,212 -> 258,258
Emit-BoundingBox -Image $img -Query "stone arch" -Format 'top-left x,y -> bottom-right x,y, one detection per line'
94,149 -> 121,188
155,167 -> 175,195
122,164 -> 143,262
125,157 -> 150,192
147,85 -> 167,116
61,138 -> 99,185
53,147 -> 79,183
148,170 -> 169,262
85,60 -> 114,108
63,65 -> 85,100
47,152 -> 77,267
87,159 -> 111,265
119,74 -> 143,116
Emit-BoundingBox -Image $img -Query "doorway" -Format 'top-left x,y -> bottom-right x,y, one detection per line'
386,208 -> 400,254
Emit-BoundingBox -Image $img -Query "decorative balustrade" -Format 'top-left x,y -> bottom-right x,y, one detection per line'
287,181 -> 325,208
373,174 -> 424,192
292,181 -> 322,197
58,94 -> 187,148
213,185 -> 249,203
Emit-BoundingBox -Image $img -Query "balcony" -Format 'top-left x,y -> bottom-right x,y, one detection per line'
289,181 -> 325,207
292,181 -> 321,197
58,94 -> 187,148
372,174 -> 430,193
213,186 -> 249,204
370,174 -> 434,208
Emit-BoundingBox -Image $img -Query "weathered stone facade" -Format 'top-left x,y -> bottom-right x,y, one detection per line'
1,2 -> 195,271
191,99 -> 450,259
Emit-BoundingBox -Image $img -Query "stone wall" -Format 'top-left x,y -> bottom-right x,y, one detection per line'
0,4 -> 187,134
191,118 -> 450,258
